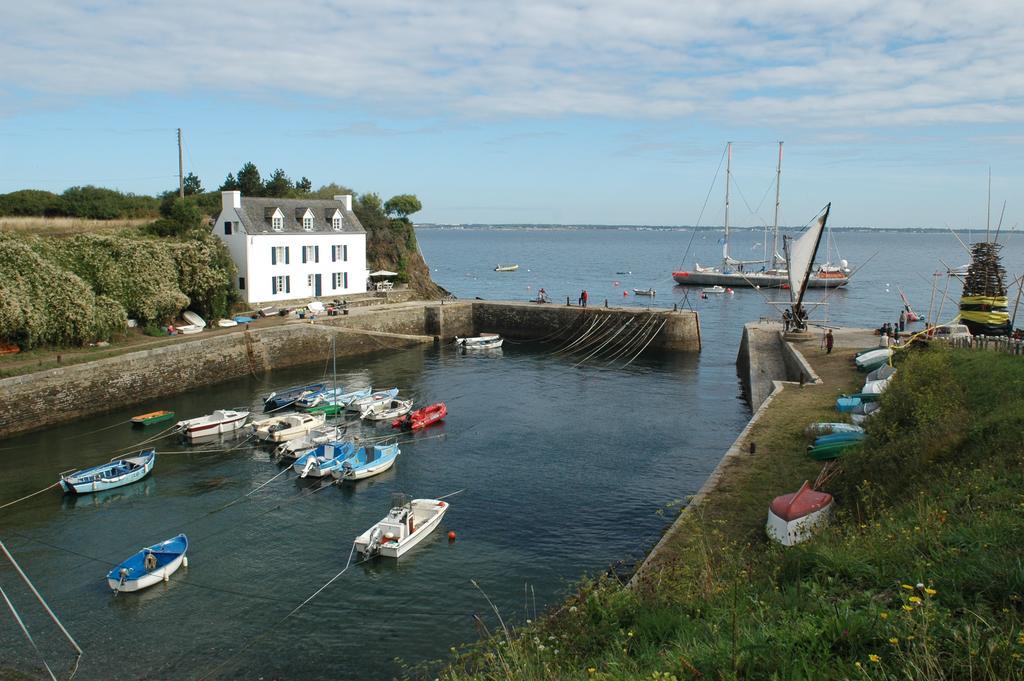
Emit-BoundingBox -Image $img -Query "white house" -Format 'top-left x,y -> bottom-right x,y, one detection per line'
214,191 -> 369,305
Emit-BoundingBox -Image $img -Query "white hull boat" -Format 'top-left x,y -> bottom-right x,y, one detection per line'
252,412 -> 326,443
855,348 -> 892,369
354,496 -> 449,559
766,482 -> 833,546
702,285 -> 726,294
633,288 -> 655,296
361,398 -> 413,422
330,443 -> 400,482
176,409 -> 249,440
177,324 -> 202,335
347,388 -> 400,413
107,534 -> 188,592
274,425 -> 347,459
862,377 -> 891,395
217,319 -> 238,328
292,442 -> 356,478
183,311 -> 207,328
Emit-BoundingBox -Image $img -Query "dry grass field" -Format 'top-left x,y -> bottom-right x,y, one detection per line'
0,216 -> 150,236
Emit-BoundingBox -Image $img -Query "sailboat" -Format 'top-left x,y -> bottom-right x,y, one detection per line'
897,287 -> 921,322
780,204 -> 833,331
672,142 -> 850,290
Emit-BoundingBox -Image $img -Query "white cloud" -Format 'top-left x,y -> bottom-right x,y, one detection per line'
1,0 -> 1022,127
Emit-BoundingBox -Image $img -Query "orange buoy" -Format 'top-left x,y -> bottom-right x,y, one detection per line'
447,531 -> 457,542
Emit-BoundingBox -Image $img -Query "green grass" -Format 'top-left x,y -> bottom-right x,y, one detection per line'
437,347 -> 1024,680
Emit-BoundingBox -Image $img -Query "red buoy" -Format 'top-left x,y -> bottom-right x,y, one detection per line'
447,531 -> 457,542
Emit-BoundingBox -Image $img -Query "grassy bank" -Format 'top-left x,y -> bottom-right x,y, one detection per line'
440,345 -> 1024,680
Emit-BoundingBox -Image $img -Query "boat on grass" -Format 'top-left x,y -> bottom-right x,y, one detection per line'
59,449 -> 156,494
216,319 -> 238,328
183,311 -> 207,328
494,264 -> 519,272
331,443 -> 400,482
131,411 -> 175,427
107,534 -> 188,593
855,348 -> 892,372
347,388 -> 400,413
808,438 -> 861,460
766,482 -> 833,546
292,442 -> 357,478
392,402 -> 447,430
274,424 -> 348,460
813,431 -> 865,446
866,365 -> 896,382
252,412 -> 326,443
804,422 -> 864,438
177,324 -> 202,335
176,409 -> 249,440
263,383 -> 327,411
354,494 -> 449,559
361,398 -> 414,422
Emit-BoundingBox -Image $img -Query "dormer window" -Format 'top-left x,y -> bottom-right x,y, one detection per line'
332,216 -> 342,230
303,216 -> 313,230
272,216 -> 283,231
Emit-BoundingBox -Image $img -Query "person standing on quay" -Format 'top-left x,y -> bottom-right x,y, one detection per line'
825,328 -> 834,354
582,290 -> 589,308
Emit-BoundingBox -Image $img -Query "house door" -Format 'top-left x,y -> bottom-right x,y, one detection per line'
314,273 -> 322,297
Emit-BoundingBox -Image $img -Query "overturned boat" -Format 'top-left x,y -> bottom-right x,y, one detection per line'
766,482 -> 833,546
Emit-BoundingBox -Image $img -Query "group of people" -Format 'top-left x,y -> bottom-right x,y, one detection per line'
577,290 -> 589,307
781,305 -> 808,332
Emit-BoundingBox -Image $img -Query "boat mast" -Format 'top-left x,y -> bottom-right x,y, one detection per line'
772,141 -> 783,269
723,142 -> 732,264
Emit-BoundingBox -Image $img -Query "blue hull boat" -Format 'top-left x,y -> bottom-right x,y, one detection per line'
331,443 -> 400,482
295,386 -> 372,410
293,442 -> 357,478
107,534 -> 188,592
813,432 -> 866,447
59,450 -> 156,495
263,383 -> 327,411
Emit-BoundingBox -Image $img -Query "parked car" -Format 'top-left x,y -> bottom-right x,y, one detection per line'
931,323 -> 972,341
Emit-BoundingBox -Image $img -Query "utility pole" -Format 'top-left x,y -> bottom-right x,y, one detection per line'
177,128 -> 185,198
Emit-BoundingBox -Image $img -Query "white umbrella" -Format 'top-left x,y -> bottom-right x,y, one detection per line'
369,270 -> 398,277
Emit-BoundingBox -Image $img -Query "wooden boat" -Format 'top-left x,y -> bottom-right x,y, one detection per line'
494,264 -> 519,272
107,534 -> 188,593
182,311 -> 207,328
633,288 -> 656,296
216,319 -> 238,328
354,495 -> 449,559
804,422 -> 864,438
361,398 -> 414,422
263,382 -> 327,411
274,424 -> 348,460
808,439 -> 861,460
296,386 -> 371,411
131,410 -> 175,427
455,334 -> 503,349
176,409 -> 249,440
702,285 -> 726,294
392,402 -> 447,430
766,482 -> 833,546
347,388 -> 400,413
331,443 -> 400,482
292,442 -> 357,478
251,412 -> 326,443
59,450 -> 156,494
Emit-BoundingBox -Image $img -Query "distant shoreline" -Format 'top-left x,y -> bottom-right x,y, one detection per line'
415,223 -> 985,234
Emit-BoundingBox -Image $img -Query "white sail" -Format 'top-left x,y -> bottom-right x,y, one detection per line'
785,204 -> 831,307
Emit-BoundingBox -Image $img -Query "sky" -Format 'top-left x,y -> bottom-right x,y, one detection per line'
1,0 -> 1022,229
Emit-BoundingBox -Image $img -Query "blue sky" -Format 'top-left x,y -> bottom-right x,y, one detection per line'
1,0 -> 1022,229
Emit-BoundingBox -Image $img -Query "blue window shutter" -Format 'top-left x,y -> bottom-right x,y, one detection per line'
272,277 -> 277,294
302,247 -> 307,264
343,245 -> 348,261
315,245 -> 319,263
285,247 -> 290,264
344,272 -> 348,288
285,276 -> 290,294
271,248 -> 277,265
331,246 -> 336,262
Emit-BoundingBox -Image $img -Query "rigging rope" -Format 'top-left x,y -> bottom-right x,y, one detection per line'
0,583 -> 58,681
677,144 -> 728,270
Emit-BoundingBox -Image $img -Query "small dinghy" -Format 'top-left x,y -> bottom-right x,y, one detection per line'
177,324 -> 202,335
354,494 -> 449,559
59,450 -> 156,494
292,442 -> 356,478
392,402 -> 447,430
176,409 -> 249,440
633,288 -> 656,296
217,319 -> 238,328
251,412 -> 326,443
331,443 -> 400,482
808,438 -> 861,460
862,377 -> 891,395
702,285 -> 726,294
850,401 -> 881,425
296,386 -> 369,411
494,264 -> 519,272
361,398 -> 414,422
107,534 -> 188,592
865,365 -> 897,382
274,424 -> 348,460
455,334 -> 503,349
303,387 -> 373,414
835,393 -> 880,413
131,410 -> 175,427
347,388 -> 400,413
263,383 -> 327,411
182,311 -> 207,328
804,422 -> 864,438
855,348 -> 892,372
766,482 -> 833,546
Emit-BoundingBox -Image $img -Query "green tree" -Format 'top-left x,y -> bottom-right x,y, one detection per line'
147,198 -> 204,238
383,194 -> 422,219
220,173 -> 240,191
295,176 -> 313,193
264,168 -> 292,198
311,183 -> 356,200
0,190 -> 66,217
359,192 -> 384,217
236,162 -> 263,196
183,172 -> 203,195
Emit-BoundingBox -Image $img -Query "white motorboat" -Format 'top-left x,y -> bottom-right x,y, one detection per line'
702,285 -> 726,294
456,334 -> 503,349
176,409 -> 250,440
274,424 -> 348,459
633,288 -> 656,296
182,311 -> 207,328
766,481 -> 833,546
361,398 -> 413,422
347,388 -> 400,413
251,412 -> 326,443
354,495 -> 449,559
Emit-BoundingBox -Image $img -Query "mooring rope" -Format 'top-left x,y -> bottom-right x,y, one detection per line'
548,316 -> 603,354
620,318 -> 669,368
0,482 -> 60,511
552,315 -> 611,355
562,317 -> 624,358
573,319 -> 635,368
603,314 -> 661,366
0,583 -> 58,681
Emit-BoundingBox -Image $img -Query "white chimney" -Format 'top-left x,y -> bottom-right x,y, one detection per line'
334,194 -> 353,211
223,190 -> 241,211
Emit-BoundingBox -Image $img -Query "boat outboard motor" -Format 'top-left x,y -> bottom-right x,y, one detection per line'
365,527 -> 382,557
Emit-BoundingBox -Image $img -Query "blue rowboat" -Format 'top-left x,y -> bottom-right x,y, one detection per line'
331,443 -> 400,482
59,450 -> 156,494
107,534 -> 188,592
263,383 -> 327,411
293,441 -> 357,478
295,386 -> 372,410
836,396 -> 862,412
813,432 -> 866,447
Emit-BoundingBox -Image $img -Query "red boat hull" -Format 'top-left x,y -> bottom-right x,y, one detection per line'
392,402 -> 447,430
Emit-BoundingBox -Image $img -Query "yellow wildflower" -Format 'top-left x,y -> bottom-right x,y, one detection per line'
903,605 -> 914,612
889,638 -> 899,645
909,596 -> 922,604
879,611 -> 889,620
587,669 -> 597,675
869,654 -> 881,663
901,584 -> 914,591
924,587 -> 937,596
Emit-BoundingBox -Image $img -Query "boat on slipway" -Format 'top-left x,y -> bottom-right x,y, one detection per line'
274,424 -> 348,460
176,409 -> 249,440
331,443 -> 400,482
293,442 -> 357,478
672,142 -> 850,290
107,534 -> 188,593
766,481 -> 833,546
354,495 -> 449,559
361,398 -> 414,422
252,412 -> 326,443
263,383 -> 327,411
59,450 -> 156,494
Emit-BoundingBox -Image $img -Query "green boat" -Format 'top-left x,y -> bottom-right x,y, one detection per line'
131,410 -> 176,427
808,439 -> 861,461
307,403 -> 343,417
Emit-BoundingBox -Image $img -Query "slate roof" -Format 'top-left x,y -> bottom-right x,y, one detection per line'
228,197 -> 365,235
